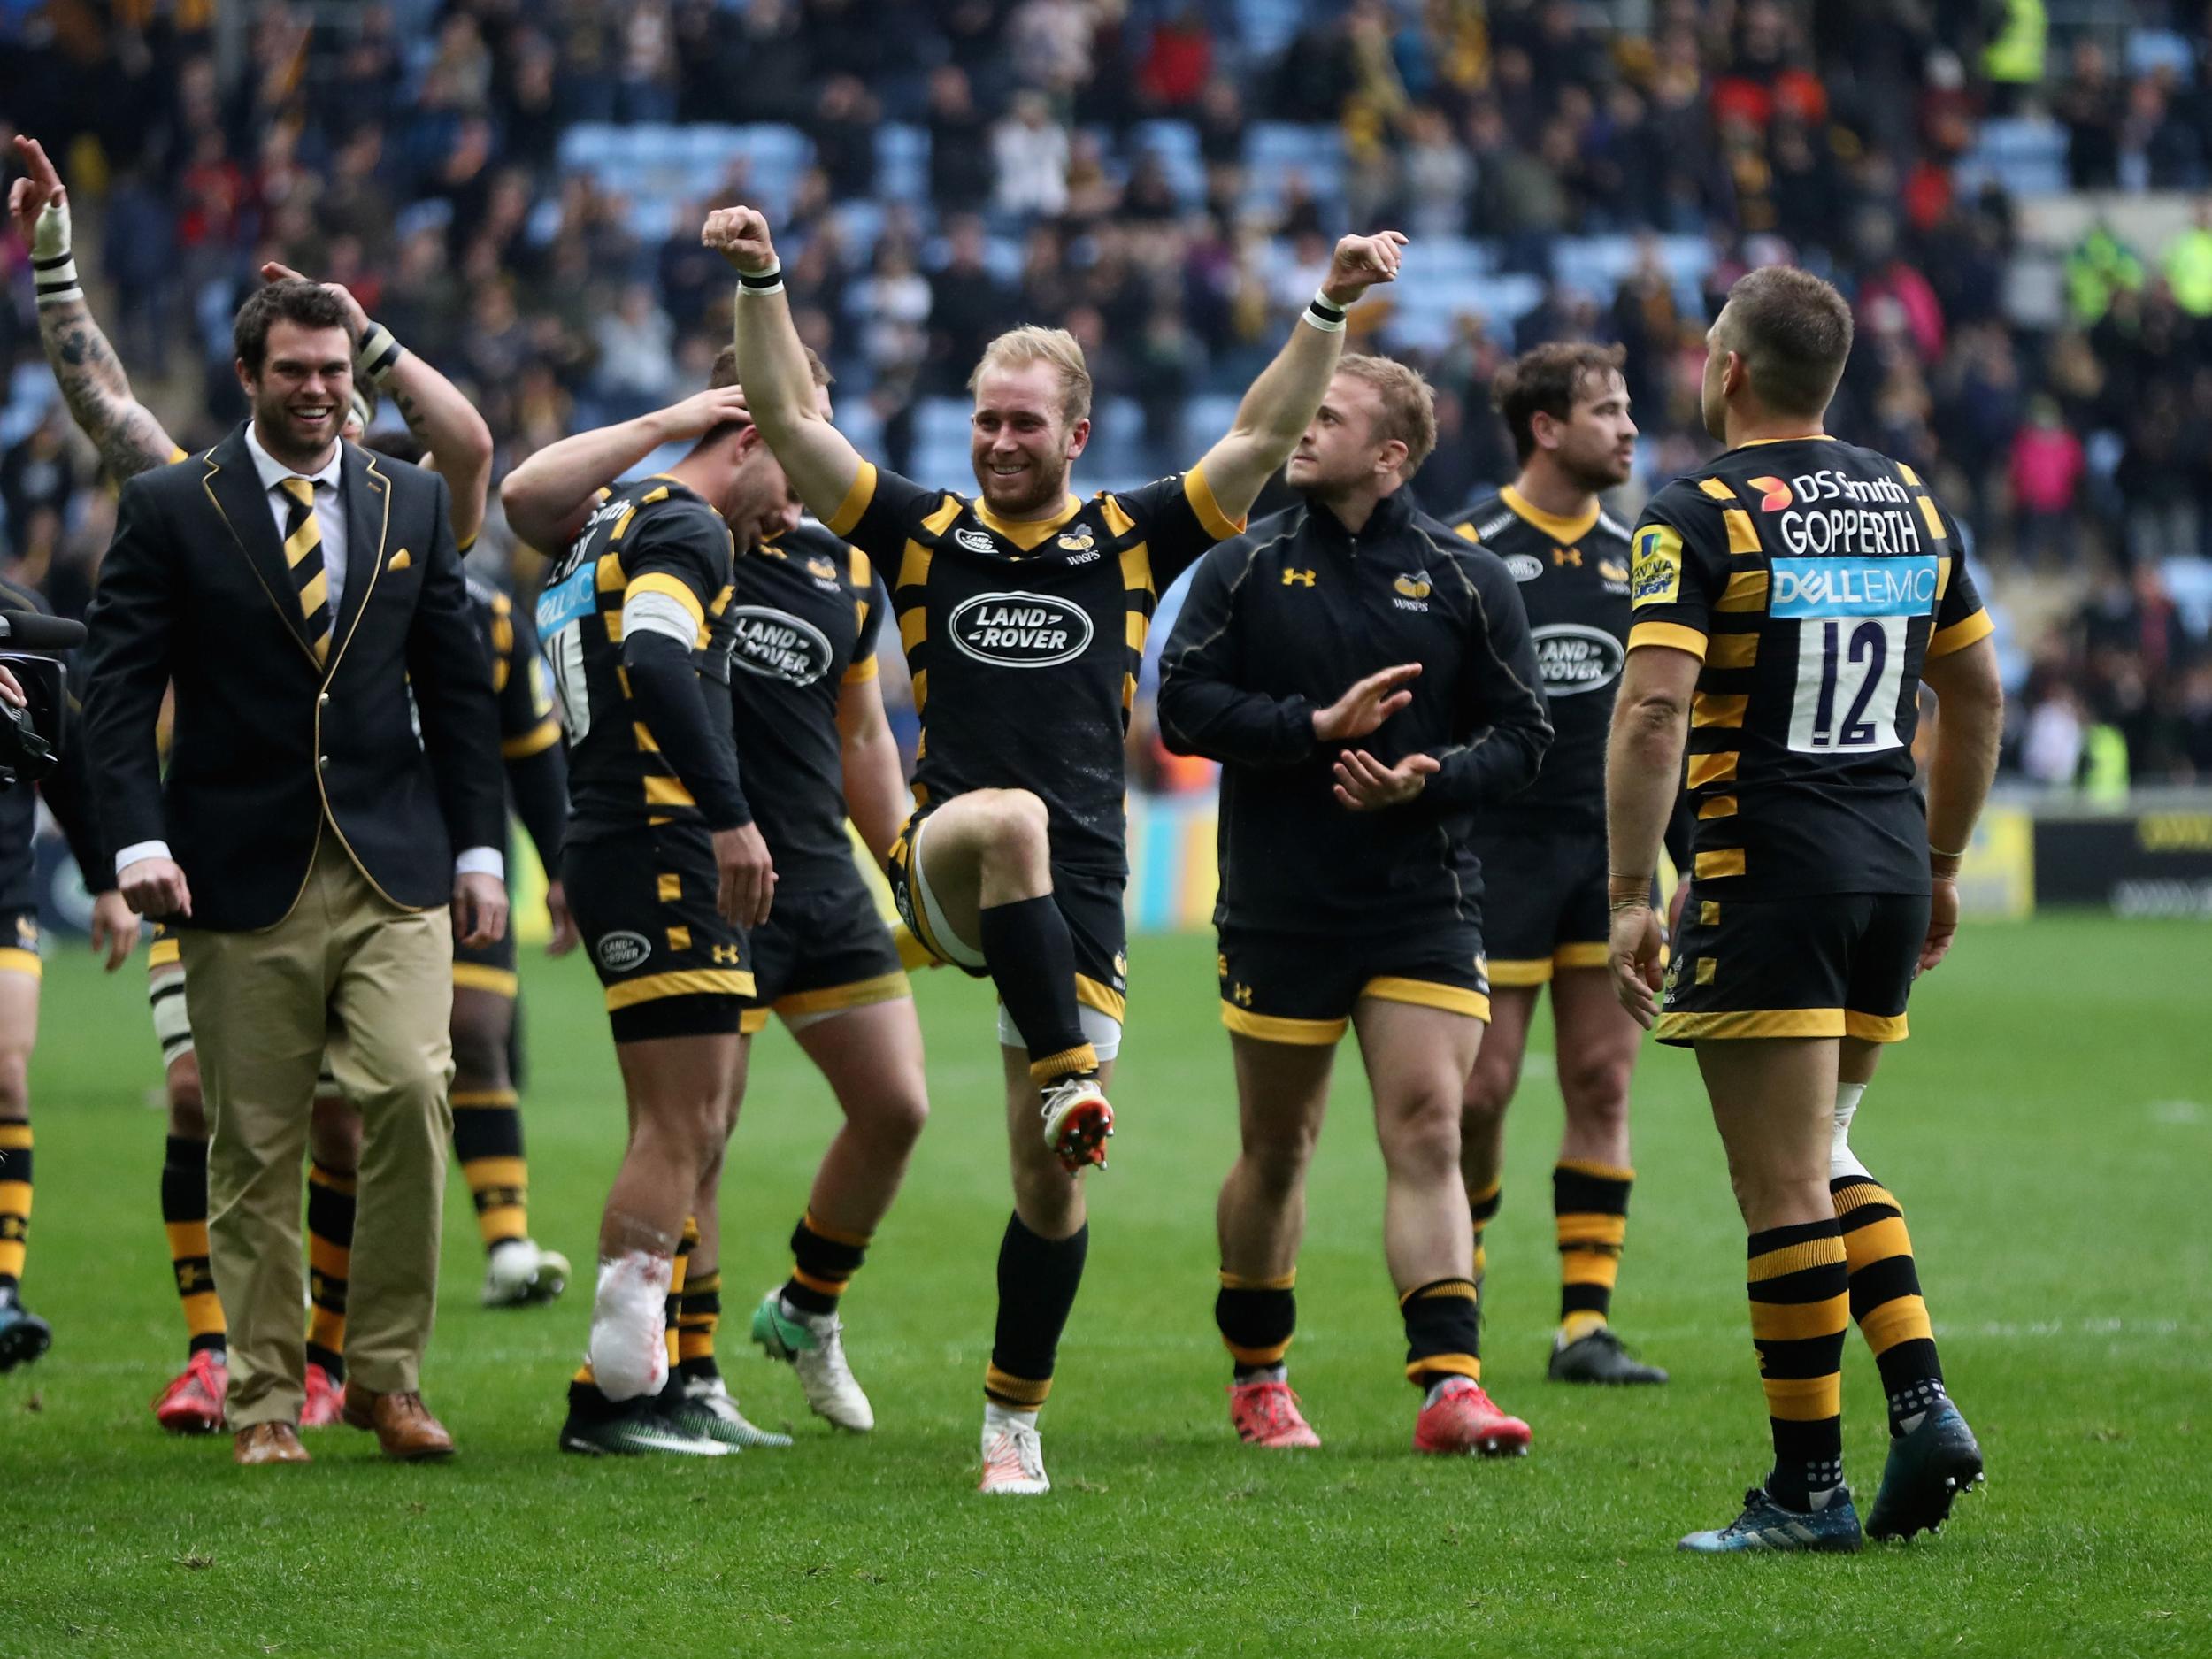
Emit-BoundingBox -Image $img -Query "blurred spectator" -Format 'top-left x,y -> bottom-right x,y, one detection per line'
994,91 -> 1071,218
2008,398 -> 2085,570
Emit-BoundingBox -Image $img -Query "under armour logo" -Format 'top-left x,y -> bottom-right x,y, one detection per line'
711,944 -> 742,965
1233,983 -> 1255,1006
1281,568 -> 1317,588
1553,547 -> 1583,567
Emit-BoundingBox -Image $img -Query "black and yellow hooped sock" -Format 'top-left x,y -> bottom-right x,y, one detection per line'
1216,1269 -> 1295,1381
781,1210 -> 870,1317
1832,1175 -> 1947,1434
162,1134 -> 225,1356
1469,1179 -> 1502,1284
1747,1219 -> 1849,1509
0,1121 -> 30,1295
304,1162 -> 356,1382
664,1216 -> 698,1377
977,895 -> 1094,1086
1401,1277 -> 1481,1388
1555,1159 -> 1632,1342
450,1088 -> 529,1251
985,1212 -> 1088,1409
677,1271 -> 721,1381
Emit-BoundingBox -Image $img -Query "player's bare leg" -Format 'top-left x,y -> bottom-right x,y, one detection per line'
589,1033 -> 737,1401
0,973 -> 46,1373
1355,996 -> 1527,1455
1829,1036 -> 1981,1539
1215,1034 -> 1334,1448
912,790 -> 1110,1168
744,999 -> 930,1435
1681,1036 -> 1862,1549
1546,968 -> 1664,1382
977,1047 -> 1113,1494
1458,984 -> 1535,1299
450,984 -> 567,1308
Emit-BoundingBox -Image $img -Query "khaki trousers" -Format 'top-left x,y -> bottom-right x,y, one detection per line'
181,833 -> 455,1429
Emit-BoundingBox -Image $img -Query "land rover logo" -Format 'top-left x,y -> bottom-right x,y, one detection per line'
953,527 -> 998,555
949,591 -> 1093,667
729,606 -> 833,687
595,930 -> 651,973
1504,552 -> 1544,583
1532,623 -> 1624,696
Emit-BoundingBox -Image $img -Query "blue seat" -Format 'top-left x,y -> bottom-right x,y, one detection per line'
876,123 -> 931,204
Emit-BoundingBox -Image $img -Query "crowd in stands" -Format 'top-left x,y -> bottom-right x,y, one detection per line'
6,0 -> 2212,790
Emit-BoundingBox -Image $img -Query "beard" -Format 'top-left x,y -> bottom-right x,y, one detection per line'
973,448 -> 1071,518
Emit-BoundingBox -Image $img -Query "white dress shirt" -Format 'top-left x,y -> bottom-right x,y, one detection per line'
113,423 -> 503,887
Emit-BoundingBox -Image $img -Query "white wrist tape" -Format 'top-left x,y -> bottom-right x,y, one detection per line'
31,199 -> 81,305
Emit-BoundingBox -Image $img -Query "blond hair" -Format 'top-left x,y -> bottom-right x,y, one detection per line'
968,326 -> 1093,426
1336,353 -> 1438,478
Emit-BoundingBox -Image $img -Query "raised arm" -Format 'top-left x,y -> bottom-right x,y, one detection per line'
260,262 -> 495,546
499,387 -> 750,553
10,135 -> 182,481
704,204 -> 868,523
1191,231 -> 1408,522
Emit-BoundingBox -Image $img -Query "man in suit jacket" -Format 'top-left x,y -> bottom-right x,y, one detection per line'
82,279 -> 510,1465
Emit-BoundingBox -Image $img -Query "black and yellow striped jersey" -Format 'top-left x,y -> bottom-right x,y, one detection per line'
726,518 -> 885,890
535,475 -> 738,841
1628,437 -> 1993,898
823,461 -> 1243,875
1449,485 -> 1633,829
467,572 -> 561,763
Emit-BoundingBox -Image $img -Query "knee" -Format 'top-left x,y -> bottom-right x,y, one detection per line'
1380,1085 -> 1463,1173
165,1057 -> 208,1138
977,790 -> 1050,859
1559,1058 -> 1633,1129
449,1008 -> 511,1089
0,1050 -> 27,1120
860,1079 -> 930,1154
1460,1061 -> 1515,1129
1240,1123 -> 1317,1198
1010,1160 -> 1081,1232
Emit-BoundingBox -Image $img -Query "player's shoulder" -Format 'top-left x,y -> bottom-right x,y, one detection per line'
1414,509 -> 1520,596
1210,503 -> 1310,572
463,570 -> 511,614
0,576 -> 50,615
1444,489 -> 1517,544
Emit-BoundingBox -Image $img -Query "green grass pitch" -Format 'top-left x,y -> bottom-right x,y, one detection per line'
3,915 -> 2208,1655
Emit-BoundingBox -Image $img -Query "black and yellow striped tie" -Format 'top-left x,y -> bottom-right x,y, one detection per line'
279,476 -> 333,664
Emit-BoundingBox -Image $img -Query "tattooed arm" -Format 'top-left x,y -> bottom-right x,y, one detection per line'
10,136 -> 183,481
261,261 -> 495,549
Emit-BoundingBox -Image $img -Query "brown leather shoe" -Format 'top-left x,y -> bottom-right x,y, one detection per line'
233,1421 -> 311,1465
340,1381 -> 456,1461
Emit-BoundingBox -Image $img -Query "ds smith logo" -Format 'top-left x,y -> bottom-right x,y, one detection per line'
729,606 -> 833,687
1748,476 -> 1794,511
949,591 -> 1094,667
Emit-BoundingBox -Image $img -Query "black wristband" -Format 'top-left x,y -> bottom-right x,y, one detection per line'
738,266 -> 785,292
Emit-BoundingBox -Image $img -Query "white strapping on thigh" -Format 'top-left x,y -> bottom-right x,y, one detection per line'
910,809 -> 987,971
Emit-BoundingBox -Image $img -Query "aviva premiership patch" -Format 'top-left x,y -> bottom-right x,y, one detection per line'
1631,525 -> 1682,608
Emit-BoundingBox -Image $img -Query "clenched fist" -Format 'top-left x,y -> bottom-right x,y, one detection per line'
702,205 -> 780,277
1320,230 -> 1409,309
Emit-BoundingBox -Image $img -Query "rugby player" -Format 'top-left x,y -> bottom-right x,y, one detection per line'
11,135 -> 572,1433
0,591 -> 138,1372
536,358 -> 812,1457
1606,266 -> 2003,1551
1158,356 -> 1552,1455
1448,343 -> 1667,1385
503,349 -> 925,1447
710,201 -> 1408,1492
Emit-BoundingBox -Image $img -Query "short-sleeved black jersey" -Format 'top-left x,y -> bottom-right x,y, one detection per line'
825,459 -> 1244,875
1628,437 -> 1993,898
726,517 -> 885,890
1448,485 -> 1633,828
536,475 -> 738,841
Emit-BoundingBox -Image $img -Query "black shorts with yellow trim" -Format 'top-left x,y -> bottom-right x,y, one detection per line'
1655,890 -> 1928,1047
737,872 -> 910,1036
564,824 -> 752,1044
452,905 -> 520,998
1217,921 -> 1490,1045
887,803 -> 1130,1025
0,907 -> 41,979
1466,821 -> 1619,987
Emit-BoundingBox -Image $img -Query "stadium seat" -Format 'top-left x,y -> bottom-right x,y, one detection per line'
876,123 -> 931,204
1131,119 -> 1209,208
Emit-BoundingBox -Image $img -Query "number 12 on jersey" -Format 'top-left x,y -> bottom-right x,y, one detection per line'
1771,555 -> 1939,756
